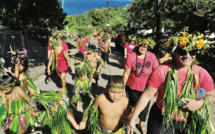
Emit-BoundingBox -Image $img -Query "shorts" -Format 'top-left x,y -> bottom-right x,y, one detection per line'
101,52 -> 108,62
126,85 -> 150,121
147,104 -> 185,134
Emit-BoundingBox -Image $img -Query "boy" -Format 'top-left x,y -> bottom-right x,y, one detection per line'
84,76 -> 131,133
86,45 -> 103,87
71,52 -> 92,110
98,36 -> 111,68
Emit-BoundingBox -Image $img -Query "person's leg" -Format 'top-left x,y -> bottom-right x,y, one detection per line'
60,73 -> 67,90
74,91 -> 81,110
138,101 -> 150,134
147,104 -> 163,134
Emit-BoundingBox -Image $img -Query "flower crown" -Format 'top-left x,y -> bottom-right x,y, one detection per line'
138,37 -> 156,49
164,32 -> 210,55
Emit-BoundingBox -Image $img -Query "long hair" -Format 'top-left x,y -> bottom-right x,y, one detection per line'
0,72 -> 20,87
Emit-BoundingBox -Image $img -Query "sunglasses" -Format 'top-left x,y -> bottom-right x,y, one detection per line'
177,48 -> 197,56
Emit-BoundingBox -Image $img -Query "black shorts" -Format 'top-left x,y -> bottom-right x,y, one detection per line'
126,85 -> 150,121
101,52 -> 108,62
147,104 -> 185,134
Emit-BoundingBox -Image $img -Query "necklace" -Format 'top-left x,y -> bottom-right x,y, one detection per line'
135,51 -> 147,77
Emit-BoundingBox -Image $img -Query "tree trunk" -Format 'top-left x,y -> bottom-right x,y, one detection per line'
155,0 -> 162,43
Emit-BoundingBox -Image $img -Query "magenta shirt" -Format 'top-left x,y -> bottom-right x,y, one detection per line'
148,63 -> 214,121
124,42 -> 137,54
124,51 -> 159,92
98,42 -> 110,53
50,41 -> 68,73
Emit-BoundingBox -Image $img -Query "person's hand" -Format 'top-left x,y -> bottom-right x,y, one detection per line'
78,121 -> 86,130
68,67 -> 72,74
127,120 -> 136,134
181,98 -> 204,112
89,81 -> 92,87
124,55 -> 127,59
31,108 -> 38,117
109,52 -> 112,55
47,68 -> 51,75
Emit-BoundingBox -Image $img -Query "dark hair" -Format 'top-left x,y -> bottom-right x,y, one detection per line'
74,52 -> 84,61
11,57 -> 28,73
0,72 -> 20,87
107,75 -> 124,86
88,45 -> 96,50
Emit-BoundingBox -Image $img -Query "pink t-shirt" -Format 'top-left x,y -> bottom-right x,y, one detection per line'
47,40 -> 68,51
125,51 -> 159,92
77,38 -> 87,56
148,63 -> 214,121
53,44 -> 68,73
98,42 -> 110,53
124,42 -> 137,54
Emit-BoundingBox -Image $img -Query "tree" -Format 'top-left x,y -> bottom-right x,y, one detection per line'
0,0 -> 67,30
128,0 -> 215,42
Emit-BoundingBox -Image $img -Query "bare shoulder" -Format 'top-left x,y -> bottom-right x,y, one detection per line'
95,93 -> 105,101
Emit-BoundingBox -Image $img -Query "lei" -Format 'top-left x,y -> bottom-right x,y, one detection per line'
162,64 -> 212,133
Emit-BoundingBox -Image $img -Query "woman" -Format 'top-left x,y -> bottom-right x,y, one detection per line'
128,32 -> 215,134
124,35 -> 137,59
47,35 -> 72,96
123,38 -> 158,134
12,48 -> 37,95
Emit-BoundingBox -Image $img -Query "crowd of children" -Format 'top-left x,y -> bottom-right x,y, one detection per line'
0,28 -> 214,134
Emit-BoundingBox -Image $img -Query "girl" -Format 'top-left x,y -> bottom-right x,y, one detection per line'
12,48 -> 37,95
47,35 -> 72,96
0,72 -> 35,134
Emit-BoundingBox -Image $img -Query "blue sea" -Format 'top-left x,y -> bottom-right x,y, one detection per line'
60,0 -> 133,15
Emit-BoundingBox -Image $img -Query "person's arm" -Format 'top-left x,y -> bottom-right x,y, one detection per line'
47,52 -> 52,75
14,64 -> 20,79
47,50 -> 51,60
108,42 -> 111,54
123,68 -> 131,86
128,85 -> 157,133
96,55 -> 103,73
67,110 -> 86,130
124,48 -> 127,58
124,98 -> 131,121
63,51 -> 72,74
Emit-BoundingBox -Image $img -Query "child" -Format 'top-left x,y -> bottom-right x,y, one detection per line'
77,34 -> 87,57
11,48 -> 37,95
98,36 -> 111,68
30,91 -> 86,134
86,45 -> 103,87
71,53 -> 92,110
47,35 -> 72,96
0,72 -> 35,133
84,76 -> 131,133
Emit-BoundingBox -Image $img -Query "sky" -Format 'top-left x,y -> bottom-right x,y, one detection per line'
60,0 -> 133,15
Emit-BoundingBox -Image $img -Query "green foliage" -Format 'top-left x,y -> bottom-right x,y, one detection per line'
65,7 -> 129,33
0,0 -> 67,30
128,0 -> 215,33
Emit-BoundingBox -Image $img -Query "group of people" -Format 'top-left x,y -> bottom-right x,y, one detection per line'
0,26 -> 214,134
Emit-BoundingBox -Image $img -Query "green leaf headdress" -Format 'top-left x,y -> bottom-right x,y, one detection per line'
138,37 -> 156,49
102,35 -> 109,41
164,32 -> 209,55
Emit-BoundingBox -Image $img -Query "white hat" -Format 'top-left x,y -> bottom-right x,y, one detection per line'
193,9 -> 204,17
